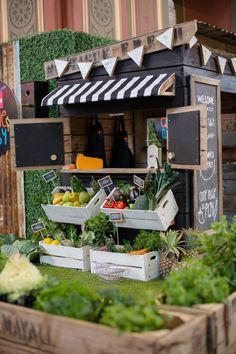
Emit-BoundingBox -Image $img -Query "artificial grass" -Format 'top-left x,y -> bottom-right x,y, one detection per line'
38,265 -> 162,301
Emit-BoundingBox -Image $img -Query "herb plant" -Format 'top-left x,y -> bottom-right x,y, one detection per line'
162,260 -> 230,306
133,230 -> 161,252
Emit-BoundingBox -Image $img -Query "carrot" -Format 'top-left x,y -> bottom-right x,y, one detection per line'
129,248 -> 148,255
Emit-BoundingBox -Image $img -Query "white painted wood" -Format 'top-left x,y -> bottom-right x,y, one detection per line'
127,45 -> 144,67
101,188 -> 178,231
216,56 -> 227,75
39,243 -> 91,271
188,35 -> 198,49
200,45 -> 212,66
156,27 -> 174,50
54,59 -> 69,77
101,57 -> 118,76
77,62 -> 93,79
90,249 -> 160,281
230,57 -> 236,74
40,255 -> 85,270
147,144 -> 159,169
41,188 -> 107,225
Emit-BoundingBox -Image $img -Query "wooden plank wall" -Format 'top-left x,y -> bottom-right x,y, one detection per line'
0,42 -> 24,236
70,112 -> 134,166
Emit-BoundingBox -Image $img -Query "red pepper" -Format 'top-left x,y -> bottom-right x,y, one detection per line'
103,200 -> 115,208
114,201 -> 127,209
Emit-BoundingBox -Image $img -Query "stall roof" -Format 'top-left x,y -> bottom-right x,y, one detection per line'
197,21 -> 236,46
41,73 -> 175,106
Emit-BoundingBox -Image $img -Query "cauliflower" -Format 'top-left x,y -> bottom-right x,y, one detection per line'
0,254 -> 44,301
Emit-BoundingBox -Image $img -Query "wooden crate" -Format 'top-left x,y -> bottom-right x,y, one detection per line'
101,188 -> 178,231
39,242 -> 91,271
90,249 -> 160,281
41,188 -> 107,225
193,291 -> 236,354
0,301 -> 208,354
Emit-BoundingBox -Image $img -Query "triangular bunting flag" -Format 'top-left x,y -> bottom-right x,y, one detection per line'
156,27 -> 174,50
188,35 -> 198,49
216,56 -> 227,75
230,57 -> 236,74
54,59 -> 69,77
200,45 -> 212,66
101,57 -> 118,76
128,46 -> 144,67
78,62 -> 93,79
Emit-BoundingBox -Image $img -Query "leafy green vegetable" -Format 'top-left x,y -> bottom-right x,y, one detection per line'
116,181 -> 132,195
83,213 -> 115,247
71,176 -> 86,193
134,230 -> 161,252
99,292 -> 165,332
61,224 -> 78,243
90,177 -> 100,194
34,282 -> 102,322
200,216 -> 236,291
144,163 -> 179,210
1,239 -> 40,262
76,231 -> 96,247
134,195 -> 149,210
0,234 -> 17,245
162,260 -> 230,307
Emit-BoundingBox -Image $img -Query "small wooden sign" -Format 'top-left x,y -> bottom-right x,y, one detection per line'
42,170 -> 57,183
31,222 -> 46,233
98,175 -> 113,188
133,175 -> 145,189
109,212 -> 123,223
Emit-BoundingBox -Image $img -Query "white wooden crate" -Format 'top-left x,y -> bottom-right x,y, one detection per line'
101,188 -> 178,231
90,248 -> 160,281
39,241 -> 91,271
41,188 -> 107,225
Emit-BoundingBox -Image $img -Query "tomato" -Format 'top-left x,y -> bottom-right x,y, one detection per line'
103,200 -> 115,208
114,201 -> 127,209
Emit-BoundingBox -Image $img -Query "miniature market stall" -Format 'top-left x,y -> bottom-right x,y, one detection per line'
10,20 -> 236,233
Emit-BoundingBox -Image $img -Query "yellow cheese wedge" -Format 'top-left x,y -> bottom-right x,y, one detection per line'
76,154 -> 103,170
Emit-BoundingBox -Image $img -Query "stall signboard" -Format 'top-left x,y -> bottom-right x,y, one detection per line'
0,81 -> 18,156
191,76 -> 222,231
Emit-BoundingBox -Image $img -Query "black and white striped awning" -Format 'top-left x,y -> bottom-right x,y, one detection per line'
41,73 -> 175,106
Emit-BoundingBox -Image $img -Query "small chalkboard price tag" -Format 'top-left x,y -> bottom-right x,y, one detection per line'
42,170 -> 57,183
133,175 -> 145,189
98,175 -> 113,189
31,222 -> 46,233
109,212 -> 123,223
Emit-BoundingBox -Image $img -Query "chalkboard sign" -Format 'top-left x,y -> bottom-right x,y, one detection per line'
98,175 -> 113,188
31,222 -> 45,233
0,81 -> 18,156
109,212 -> 123,223
43,170 -> 57,183
133,175 -> 144,189
191,76 -> 221,230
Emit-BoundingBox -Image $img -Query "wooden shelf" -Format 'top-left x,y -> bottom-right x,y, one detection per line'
60,168 -> 151,174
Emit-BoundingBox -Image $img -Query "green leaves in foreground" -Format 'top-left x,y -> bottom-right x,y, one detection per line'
162,260 -> 230,307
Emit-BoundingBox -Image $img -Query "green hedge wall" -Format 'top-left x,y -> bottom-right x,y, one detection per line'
19,29 -> 114,236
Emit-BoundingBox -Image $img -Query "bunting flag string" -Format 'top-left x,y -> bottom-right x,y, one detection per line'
52,31 -> 235,79
54,59 -> 69,77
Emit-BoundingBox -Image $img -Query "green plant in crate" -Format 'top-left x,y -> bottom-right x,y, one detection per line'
200,216 -> 236,291
162,260 -> 230,307
133,230 -> 161,252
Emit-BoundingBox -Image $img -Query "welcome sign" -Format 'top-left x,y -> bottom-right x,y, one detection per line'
0,81 -> 18,156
